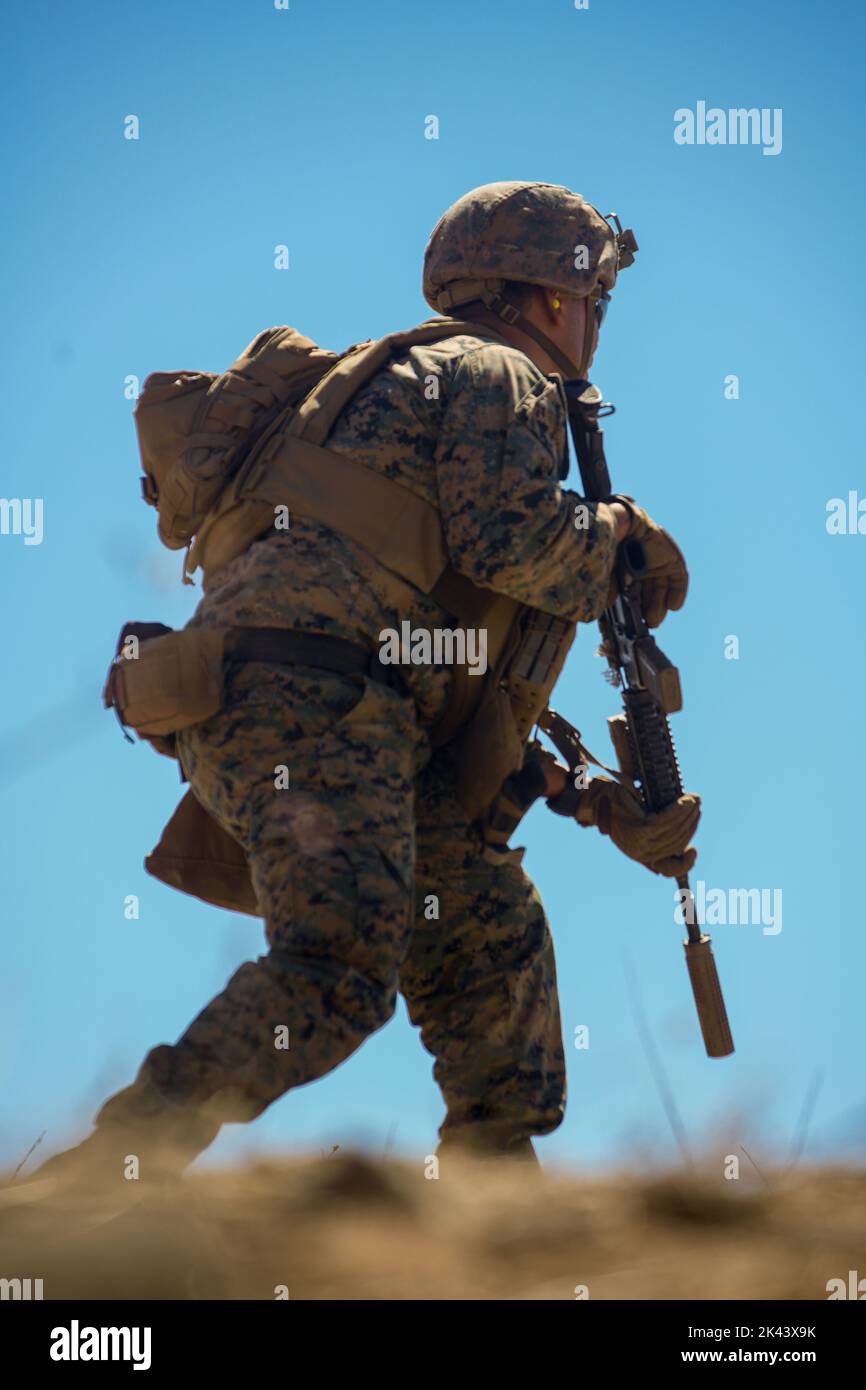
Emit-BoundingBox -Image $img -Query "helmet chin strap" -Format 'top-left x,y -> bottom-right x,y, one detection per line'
483,289 -> 591,381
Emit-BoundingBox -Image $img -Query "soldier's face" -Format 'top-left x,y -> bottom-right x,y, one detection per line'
559,294 -> 599,372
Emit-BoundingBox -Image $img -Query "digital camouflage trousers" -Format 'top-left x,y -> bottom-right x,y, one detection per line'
123,661 -> 566,1151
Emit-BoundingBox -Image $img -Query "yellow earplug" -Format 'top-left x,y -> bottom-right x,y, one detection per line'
552,298 -> 561,310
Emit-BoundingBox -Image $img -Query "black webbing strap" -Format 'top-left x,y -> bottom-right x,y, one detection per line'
225,627 -> 407,695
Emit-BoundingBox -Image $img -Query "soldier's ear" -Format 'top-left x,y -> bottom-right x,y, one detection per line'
536,287 -> 561,323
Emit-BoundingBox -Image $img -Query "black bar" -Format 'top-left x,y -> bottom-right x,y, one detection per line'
1,1297 -> 860,1371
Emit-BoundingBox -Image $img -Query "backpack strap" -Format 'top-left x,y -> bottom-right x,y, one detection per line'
289,317 -> 511,445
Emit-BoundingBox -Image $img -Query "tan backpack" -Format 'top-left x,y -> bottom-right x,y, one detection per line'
135,325 -> 338,563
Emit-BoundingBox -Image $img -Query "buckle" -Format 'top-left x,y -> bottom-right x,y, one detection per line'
140,473 -> 159,505
604,212 -> 638,270
103,663 -> 135,743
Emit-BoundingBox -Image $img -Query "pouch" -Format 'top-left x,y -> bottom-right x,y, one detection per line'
145,788 -> 259,915
454,681 -> 525,822
104,625 -> 226,737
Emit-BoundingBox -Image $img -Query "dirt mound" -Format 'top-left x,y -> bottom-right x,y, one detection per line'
1,1153 -> 863,1300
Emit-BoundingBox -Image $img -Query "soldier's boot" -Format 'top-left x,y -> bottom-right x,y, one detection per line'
500,1137 -> 540,1164
26,1080 -> 221,1194
437,1128 -> 540,1166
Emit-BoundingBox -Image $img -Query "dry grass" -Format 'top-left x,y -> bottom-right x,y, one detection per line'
1,1152 -> 863,1300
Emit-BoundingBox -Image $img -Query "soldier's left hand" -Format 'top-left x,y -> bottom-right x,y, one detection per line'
607,498 -> 689,628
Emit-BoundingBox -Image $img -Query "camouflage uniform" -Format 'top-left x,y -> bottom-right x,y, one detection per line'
101,330 -> 615,1156
407,741 -> 566,1148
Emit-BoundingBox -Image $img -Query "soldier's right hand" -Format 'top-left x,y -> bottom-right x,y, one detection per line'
611,497 -> 689,628
576,776 -> 701,877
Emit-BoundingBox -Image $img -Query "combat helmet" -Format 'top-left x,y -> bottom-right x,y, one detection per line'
423,181 -> 637,378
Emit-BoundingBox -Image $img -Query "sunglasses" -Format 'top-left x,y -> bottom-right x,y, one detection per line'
593,290 -> 611,327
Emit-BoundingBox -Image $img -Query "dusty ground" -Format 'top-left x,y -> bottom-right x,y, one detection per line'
0,1152 -> 863,1300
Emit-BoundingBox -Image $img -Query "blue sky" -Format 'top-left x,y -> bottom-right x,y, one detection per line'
2,0 -> 864,1176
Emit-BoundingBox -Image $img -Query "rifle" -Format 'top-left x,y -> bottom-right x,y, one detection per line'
544,381 -> 734,1059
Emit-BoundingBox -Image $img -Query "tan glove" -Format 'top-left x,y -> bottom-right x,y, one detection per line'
576,776 -> 700,877
612,497 -> 689,628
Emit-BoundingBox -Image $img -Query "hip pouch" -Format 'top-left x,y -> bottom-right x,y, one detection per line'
454,608 -> 575,825
103,623 -> 226,738
454,680 -> 525,822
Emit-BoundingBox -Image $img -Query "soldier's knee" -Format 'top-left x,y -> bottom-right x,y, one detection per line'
262,946 -> 399,1036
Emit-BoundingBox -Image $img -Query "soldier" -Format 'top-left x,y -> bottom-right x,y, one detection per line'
33,182 -> 698,1187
